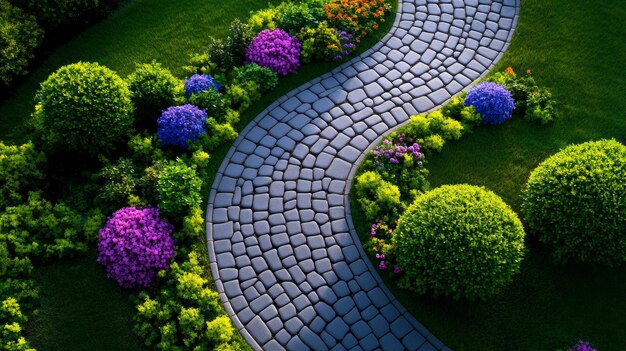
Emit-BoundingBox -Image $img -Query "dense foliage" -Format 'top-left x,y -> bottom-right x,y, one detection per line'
157,105 -> 208,149
523,139 -> 626,265
33,62 -> 134,154
245,29 -> 301,76
232,63 -> 278,93
0,297 -> 34,351
298,22 -> 343,62
156,160 -> 203,218
133,252 -> 245,351
0,142 -> 45,209
394,185 -> 526,300
0,0 -> 43,86
127,62 -> 180,127
97,207 -> 175,289
188,89 -> 230,123
465,82 -> 515,125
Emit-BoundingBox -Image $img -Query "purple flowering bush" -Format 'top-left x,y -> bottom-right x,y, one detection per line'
97,207 -> 175,289
157,104 -> 208,149
569,341 -> 597,351
184,74 -> 222,97
465,82 -> 515,125
245,29 -> 301,76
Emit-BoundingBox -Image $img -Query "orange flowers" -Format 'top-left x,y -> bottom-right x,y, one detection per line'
505,66 -> 515,76
324,0 -> 390,40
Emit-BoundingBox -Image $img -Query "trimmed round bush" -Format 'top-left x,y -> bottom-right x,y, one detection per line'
523,139 -> 626,265
394,185 -> 525,300
157,105 -> 207,149
245,29 -> 301,76
0,0 -> 43,85
33,62 -> 134,154
465,82 -> 515,125
97,206 -> 175,289
184,74 -> 221,97
127,62 -> 179,126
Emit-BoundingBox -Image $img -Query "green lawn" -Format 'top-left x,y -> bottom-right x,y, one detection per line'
0,0 -> 397,349
352,0 -> 626,350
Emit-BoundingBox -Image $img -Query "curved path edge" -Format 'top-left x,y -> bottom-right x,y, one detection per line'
207,1 -> 520,350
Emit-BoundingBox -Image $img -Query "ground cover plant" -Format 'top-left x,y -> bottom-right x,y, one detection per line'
351,1 -> 626,349
0,0 -> 396,349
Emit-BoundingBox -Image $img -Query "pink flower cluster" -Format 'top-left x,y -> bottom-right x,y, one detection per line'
372,135 -> 423,171
245,29 -> 301,76
97,207 -> 175,289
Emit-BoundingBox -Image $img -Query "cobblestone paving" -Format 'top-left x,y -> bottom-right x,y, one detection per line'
206,1 -> 519,350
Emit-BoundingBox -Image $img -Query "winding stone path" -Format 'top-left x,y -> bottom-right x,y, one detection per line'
206,1 -> 519,350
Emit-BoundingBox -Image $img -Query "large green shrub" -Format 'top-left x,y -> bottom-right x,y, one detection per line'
298,21 -> 342,62
133,251 -> 246,351
394,185 -> 525,300
523,139 -> 626,265
0,0 -> 43,86
156,159 -> 202,218
33,62 -> 134,154
127,62 -> 180,127
0,142 -> 45,209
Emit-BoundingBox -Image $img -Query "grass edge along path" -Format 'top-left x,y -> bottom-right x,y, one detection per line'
351,0 -> 626,350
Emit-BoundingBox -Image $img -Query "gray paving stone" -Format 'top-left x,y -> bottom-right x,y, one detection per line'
207,1 -> 519,349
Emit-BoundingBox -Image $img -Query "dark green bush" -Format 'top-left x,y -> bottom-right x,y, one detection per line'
133,251 -> 247,351
33,62 -> 134,155
156,159 -> 202,218
394,185 -> 525,300
523,139 -> 626,265
0,0 -> 43,86
127,62 -> 180,128
275,1 -> 319,35
95,158 -> 141,213
232,63 -> 278,93
207,20 -> 251,74
188,89 -> 230,123
0,142 -> 45,209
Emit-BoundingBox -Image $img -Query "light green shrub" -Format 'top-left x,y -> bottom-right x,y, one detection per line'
355,171 -> 401,223
156,159 -> 202,218
0,142 -> 45,209
127,62 -> 180,127
298,21 -> 342,62
394,185 -> 525,300
33,62 -> 134,155
523,139 -> 626,265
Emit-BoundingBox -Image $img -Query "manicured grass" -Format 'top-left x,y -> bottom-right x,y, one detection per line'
2,0 -> 398,350
352,0 -> 626,350
27,252 -> 143,351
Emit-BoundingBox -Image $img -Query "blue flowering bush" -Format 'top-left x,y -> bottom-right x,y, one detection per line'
157,105 -> 208,149
184,74 -> 222,97
465,82 -> 515,125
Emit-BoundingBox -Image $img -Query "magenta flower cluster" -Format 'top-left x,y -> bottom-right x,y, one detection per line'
184,74 -> 222,97
372,136 -> 423,171
97,207 -> 175,289
570,341 -> 597,351
245,29 -> 301,76
157,104 -> 208,149
465,82 -> 515,125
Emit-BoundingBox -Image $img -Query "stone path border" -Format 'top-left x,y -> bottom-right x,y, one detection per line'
206,1 -> 519,350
